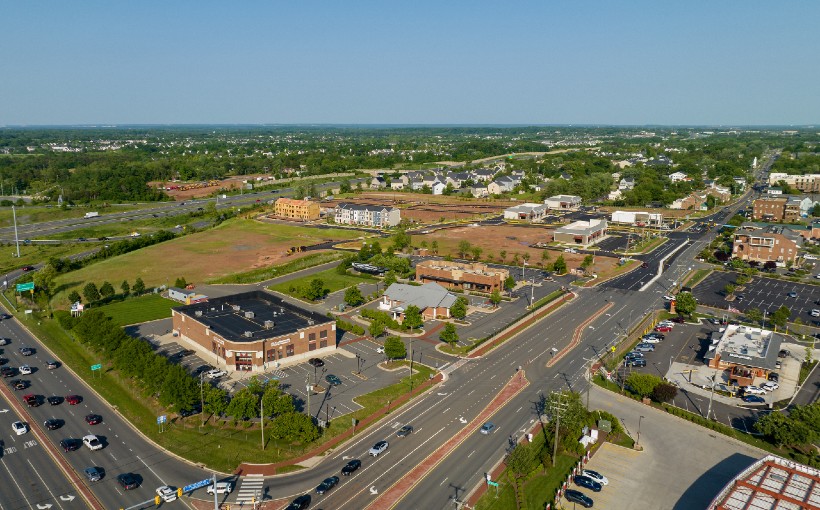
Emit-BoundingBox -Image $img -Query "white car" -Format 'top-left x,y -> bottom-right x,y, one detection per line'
811,309 -> 820,317
582,469 -> 609,486
19,365 -> 32,375
83,434 -> 103,451
743,386 -> 766,395
156,486 -> 177,502
641,336 -> 661,344
761,382 -> 780,392
206,482 -> 233,495
12,421 -> 27,435
662,295 -> 674,301
658,321 -> 675,327
376,347 -> 385,354
206,369 -> 227,379
369,440 -> 389,457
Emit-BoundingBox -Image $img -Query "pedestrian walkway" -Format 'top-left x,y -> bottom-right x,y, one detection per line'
235,473 -> 264,504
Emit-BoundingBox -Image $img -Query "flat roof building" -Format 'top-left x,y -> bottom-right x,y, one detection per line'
503,203 -> 549,221
274,198 -> 321,221
172,291 -> 335,372
416,260 -> 509,293
554,219 -> 607,246
610,210 -> 663,227
708,455 -> 820,510
544,195 -> 582,210
704,324 -> 782,386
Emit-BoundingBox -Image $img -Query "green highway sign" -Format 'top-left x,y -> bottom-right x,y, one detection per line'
15,282 -> 34,292
91,364 -> 102,371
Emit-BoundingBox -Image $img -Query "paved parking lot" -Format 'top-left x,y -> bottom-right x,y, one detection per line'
595,233 -> 630,252
692,271 -> 820,322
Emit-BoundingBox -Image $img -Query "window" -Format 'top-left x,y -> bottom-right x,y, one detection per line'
309,342 -> 316,351
266,349 -> 276,361
286,345 -> 294,357
309,332 -> 316,341
320,330 -> 328,339
320,339 -> 327,348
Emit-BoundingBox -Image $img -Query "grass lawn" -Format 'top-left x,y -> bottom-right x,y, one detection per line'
268,268 -> 374,298
0,203 -> 155,228
95,294 -> 178,326
0,242 -> 92,275
51,219 -> 363,307
684,268 -> 712,288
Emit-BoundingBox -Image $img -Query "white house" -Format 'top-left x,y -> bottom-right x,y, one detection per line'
619,177 -> 636,191
431,181 -> 446,195
668,172 -> 688,182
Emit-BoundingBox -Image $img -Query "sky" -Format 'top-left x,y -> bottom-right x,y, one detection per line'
2,1 -> 818,126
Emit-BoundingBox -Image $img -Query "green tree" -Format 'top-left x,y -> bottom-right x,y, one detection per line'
522,252 -> 531,265
431,240 -> 439,255
403,305 -> 423,332
771,305 -> 791,329
450,296 -> 468,320
540,249 -> 551,267
457,240 -> 472,259
499,250 -> 507,262
384,335 -> 406,360
261,385 -> 295,417
745,307 -> 763,325
344,286 -> 364,307
82,282 -> 101,303
383,271 -> 398,288
132,277 -> 145,295
32,263 -> 57,297
580,254 -> 594,270
547,391 -> 587,437
504,276 -> 516,295
120,280 -> 130,296
268,412 -> 320,442
439,323 -> 459,346
99,281 -> 115,299
68,290 -> 82,304
203,386 -> 229,418
506,442 -> 537,483
625,373 -> 663,398
674,292 -> 697,316
724,283 -> 736,297
511,253 -> 520,266
225,387 -> 260,421
471,246 -> 483,261
553,255 -> 567,274
490,290 -> 502,308
392,229 -> 411,252
754,411 -> 817,448
651,382 -> 678,403
174,277 -> 188,288
369,318 -> 386,338
304,279 -> 327,301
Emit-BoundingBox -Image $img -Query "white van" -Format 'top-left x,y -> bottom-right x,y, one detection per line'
206,482 -> 233,495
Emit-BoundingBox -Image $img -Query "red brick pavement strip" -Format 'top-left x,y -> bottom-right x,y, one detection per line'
468,292 -> 575,359
364,370 -> 530,510
546,301 -> 613,368
0,383 -> 104,509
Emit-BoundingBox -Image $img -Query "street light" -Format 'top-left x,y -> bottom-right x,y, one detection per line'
636,415 -> 645,448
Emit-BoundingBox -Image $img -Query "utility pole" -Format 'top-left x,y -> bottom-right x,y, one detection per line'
706,374 -> 717,421
200,372 -> 205,428
12,205 -> 20,258
550,392 -> 567,466
409,337 -> 414,394
260,396 -> 265,450
636,415 -> 645,448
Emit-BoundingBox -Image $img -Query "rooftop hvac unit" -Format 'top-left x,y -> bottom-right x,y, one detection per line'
244,331 -> 253,338
307,319 -> 314,326
195,311 -> 203,317
232,305 -> 241,311
245,311 -> 255,319
264,320 -> 275,329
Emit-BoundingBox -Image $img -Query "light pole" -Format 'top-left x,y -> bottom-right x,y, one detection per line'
637,415 -> 645,448
12,205 -> 20,258
409,337 -> 414,394
200,372 -> 205,428
260,396 -> 265,450
706,374 -> 717,421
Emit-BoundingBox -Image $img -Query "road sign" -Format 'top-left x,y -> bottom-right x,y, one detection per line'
90,364 -> 102,371
157,415 -> 167,424
15,282 -> 34,292
182,478 -> 213,493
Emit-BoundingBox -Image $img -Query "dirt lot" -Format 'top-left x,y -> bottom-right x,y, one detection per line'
338,192 -> 516,223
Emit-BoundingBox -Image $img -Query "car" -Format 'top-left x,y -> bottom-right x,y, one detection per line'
812,309 -> 820,317
44,418 -> 62,430
47,395 -> 62,405
11,379 -> 27,390
787,292 -> 798,298
625,358 -> 646,368
767,372 -> 779,382
0,338 -> 9,346
654,325 -> 672,332
156,486 -> 177,502
778,349 -> 791,359
21,265 -> 34,272
46,360 -> 59,369
315,476 -> 340,495
77,237 -> 86,242
582,469 -> 608,486
117,473 -> 139,490
641,336 -> 661,344
206,369 -> 227,379
574,475 -> 602,492
641,262 -> 648,268
60,438 -> 81,451
735,294 -> 745,301
658,320 -> 674,327
284,494 -> 311,510
670,316 -> 685,323
644,333 -> 665,340
308,358 -> 325,367
325,374 -> 342,386
742,386 -> 766,395
775,360 -> 782,369
480,422 -> 496,435
341,459 -> 361,475
19,365 -> 32,375
0,358 -> 8,366
761,382 -> 779,392
634,343 -> 655,352
369,440 -> 389,457
624,351 -> 644,359
12,421 -> 27,435
397,425 -> 414,437
565,489 -> 594,508
65,395 -> 81,405
743,395 -> 766,403
709,318 -> 722,325
19,347 -> 33,356
84,467 -> 104,482
179,406 -> 201,418
23,394 -> 40,407
83,434 -> 103,450
206,482 -> 233,495
85,414 -> 102,425
662,295 -> 674,301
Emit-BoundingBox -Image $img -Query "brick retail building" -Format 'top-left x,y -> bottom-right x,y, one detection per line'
415,260 -> 509,293
732,225 -> 800,266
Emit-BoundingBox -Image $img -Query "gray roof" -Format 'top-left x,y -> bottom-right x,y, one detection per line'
703,326 -> 783,371
383,282 -> 457,312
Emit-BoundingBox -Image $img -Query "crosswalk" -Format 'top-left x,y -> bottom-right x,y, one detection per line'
236,473 -> 264,504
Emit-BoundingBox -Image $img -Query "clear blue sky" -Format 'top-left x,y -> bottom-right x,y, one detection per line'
2,1 -> 818,125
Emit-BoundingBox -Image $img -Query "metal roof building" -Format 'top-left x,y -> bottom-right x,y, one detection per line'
708,455 -> 820,510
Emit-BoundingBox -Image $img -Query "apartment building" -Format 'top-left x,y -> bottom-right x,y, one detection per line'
768,172 -> 820,193
273,198 -> 321,221
732,226 -> 799,266
333,203 -> 401,228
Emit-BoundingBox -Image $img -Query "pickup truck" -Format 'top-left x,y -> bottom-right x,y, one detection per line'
84,212 -> 99,219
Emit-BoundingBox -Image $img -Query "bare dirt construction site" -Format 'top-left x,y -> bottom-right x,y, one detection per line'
412,224 -> 622,277
337,192 -> 516,223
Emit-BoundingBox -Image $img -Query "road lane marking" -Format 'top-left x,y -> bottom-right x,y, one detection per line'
1,455 -> 32,508
27,458 -> 65,510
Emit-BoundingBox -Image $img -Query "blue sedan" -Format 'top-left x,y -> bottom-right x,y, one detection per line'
574,475 -> 602,492
743,395 -> 765,403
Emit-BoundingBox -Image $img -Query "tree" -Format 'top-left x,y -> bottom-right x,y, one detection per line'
499,250 -> 507,262
450,296 -> 468,320
82,282 -> 101,303
268,412 -> 320,443
580,254 -> 594,271
457,240 -> 472,259
735,274 -> 750,286
99,281 -> 115,299
120,280 -> 130,296
132,277 -> 145,295
431,240 -> 439,255
383,271 -> 398,288
651,382 -> 678,403
225,387 -> 259,421
723,284 -> 736,298
511,253 -> 520,266
203,386 -> 229,418
674,292 -> 697,316
32,263 -> 57,297
68,290 -> 82,304
303,279 -> 327,301
439,323 -> 459,346
506,442 -> 537,483
504,276 -> 516,295
403,305 -> 423,332
384,335 -> 406,360
522,252 -> 531,265
754,411 -> 817,448
625,373 -> 662,398
471,246 -> 483,261
392,229 -> 411,252
344,286 -> 364,307
745,307 -> 763,325
771,305 -> 791,329
553,255 -> 567,274
490,290 -> 502,308
174,277 -> 188,288
540,249 -> 551,267
763,261 -> 777,272
369,319 -> 386,338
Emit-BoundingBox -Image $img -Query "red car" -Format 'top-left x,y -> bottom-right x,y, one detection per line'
65,395 -> 81,405
654,325 -> 673,332
670,316 -> 685,323
23,394 -> 40,407
85,414 -> 102,425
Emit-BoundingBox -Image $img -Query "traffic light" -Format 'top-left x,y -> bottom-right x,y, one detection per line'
177,487 -> 183,498
155,495 -> 161,506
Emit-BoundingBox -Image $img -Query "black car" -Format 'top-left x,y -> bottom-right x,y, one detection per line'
574,475 -> 602,492
117,473 -> 139,490
19,347 -> 34,356
85,414 -> 103,425
284,494 -> 311,510
341,459 -> 361,475
0,367 -> 14,377
0,358 -> 7,366
11,379 -> 27,390
46,360 -> 59,370
625,358 -> 646,368
768,372 -> 779,382
47,396 -> 62,405
396,425 -> 414,437
308,358 -> 325,368
565,489 -> 594,508
60,438 -> 81,452
44,419 -> 62,430
325,374 -> 342,386
778,349 -> 790,358
315,476 -> 339,495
